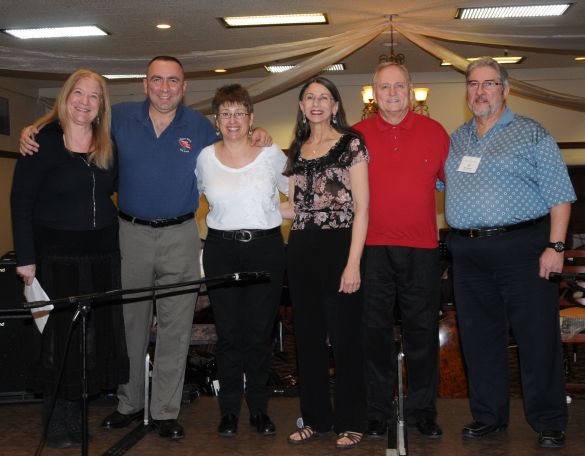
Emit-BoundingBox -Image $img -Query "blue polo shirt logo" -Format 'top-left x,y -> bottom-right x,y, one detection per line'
178,138 -> 192,153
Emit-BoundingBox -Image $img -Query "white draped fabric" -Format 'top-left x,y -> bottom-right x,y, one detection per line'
1,17 -> 583,112
397,26 -> 585,113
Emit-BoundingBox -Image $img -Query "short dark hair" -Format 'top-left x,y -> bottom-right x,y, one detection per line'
147,55 -> 184,72
211,84 -> 254,115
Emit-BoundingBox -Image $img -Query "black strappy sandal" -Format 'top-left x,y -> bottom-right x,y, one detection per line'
287,425 -> 320,445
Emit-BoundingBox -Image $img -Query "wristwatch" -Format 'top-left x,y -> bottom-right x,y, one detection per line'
547,241 -> 566,253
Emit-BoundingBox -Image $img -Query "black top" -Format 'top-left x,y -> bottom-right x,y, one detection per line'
10,121 -> 118,266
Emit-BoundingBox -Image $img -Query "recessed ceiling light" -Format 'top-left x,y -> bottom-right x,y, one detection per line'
456,4 -> 571,19
214,68 -> 227,73
441,56 -> 525,66
2,25 -> 108,39
103,74 -> 146,79
575,57 -> 585,61
156,24 -> 171,29
264,63 -> 345,73
221,13 -> 327,27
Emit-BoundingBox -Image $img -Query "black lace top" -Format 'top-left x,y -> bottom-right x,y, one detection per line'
291,134 -> 368,230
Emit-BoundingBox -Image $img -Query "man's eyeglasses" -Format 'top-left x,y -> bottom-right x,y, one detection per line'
466,80 -> 503,91
217,111 -> 249,120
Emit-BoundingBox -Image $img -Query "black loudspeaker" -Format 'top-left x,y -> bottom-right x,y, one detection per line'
0,252 -> 42,402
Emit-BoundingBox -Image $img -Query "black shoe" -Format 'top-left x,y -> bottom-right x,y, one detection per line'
366,418 -> 388,437
46,432 -> 76,449
250,413 -> 276,436
416,419 -> 443,438
462,421 -> 507,438
538,430 -> 565,448
152,419 -> 185,440
46,399 -> 77,449
101,410 -> 143,429
218,414 -> 238,437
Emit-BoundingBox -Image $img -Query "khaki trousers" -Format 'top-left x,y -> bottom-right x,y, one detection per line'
116,217 -> 200,420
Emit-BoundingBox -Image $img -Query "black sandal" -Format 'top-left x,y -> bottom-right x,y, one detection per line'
287,425 -> 319,445
336,431 -> 363,449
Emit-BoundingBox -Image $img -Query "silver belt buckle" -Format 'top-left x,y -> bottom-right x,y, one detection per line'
235,230 -> 253,242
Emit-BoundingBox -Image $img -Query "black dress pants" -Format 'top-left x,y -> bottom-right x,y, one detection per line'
448,220 -> 567,432
203,231 -> 285,417
362,245 -> 440,422
287,228 -> 367,433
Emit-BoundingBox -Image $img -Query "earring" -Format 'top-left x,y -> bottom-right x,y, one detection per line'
248,126 -> 253,136
302,113 -> 307,125
215,125 -> 220,136
332,113 -> 338,125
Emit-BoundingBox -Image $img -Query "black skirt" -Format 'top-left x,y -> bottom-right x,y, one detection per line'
32,224 -> 129,400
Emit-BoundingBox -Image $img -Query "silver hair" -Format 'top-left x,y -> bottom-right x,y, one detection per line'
466,57 -> 509,88
373,61 -> 412,86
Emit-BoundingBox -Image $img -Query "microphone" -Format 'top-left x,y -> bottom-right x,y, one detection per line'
549,271 -> 585,282
232,271 -> 271,281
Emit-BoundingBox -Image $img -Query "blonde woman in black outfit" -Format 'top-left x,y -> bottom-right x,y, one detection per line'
11,69 -> 128,448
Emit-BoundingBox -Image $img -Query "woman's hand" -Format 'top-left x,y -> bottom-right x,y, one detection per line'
16,264 -> 36,286
19,125 -> 40,155
339,262 -> 361,294
248,127 -> 273,147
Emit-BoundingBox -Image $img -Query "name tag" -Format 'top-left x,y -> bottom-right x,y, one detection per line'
457,156 -> 481,173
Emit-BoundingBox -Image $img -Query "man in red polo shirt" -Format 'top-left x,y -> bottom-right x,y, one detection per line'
353,62 -> 449,439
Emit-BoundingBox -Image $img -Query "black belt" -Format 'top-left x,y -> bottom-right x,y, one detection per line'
451,215 -> 547,239
118,210 -> 193,228
207,227 -> 280,242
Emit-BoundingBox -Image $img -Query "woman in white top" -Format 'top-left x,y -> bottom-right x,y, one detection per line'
196,84 -> 288,438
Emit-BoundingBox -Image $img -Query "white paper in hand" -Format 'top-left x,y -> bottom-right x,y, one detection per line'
24,278 -> 53,333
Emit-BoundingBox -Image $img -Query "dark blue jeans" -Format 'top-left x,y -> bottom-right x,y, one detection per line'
448,220 -> 567,432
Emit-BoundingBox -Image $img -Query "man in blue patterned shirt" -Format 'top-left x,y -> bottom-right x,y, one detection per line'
445,57 -> 575,449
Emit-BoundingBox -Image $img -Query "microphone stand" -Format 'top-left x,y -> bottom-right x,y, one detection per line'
24,271 -> 269,456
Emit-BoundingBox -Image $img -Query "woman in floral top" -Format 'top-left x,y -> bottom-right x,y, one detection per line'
281,77 -> 369,450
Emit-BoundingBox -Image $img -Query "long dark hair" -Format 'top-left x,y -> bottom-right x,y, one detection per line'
283,76 -> 361,176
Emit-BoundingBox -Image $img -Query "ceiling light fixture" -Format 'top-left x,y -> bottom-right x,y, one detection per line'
103,74 -> 146,80
156,24 -> 171,29
441,56 -> 525,66
221,13 -> 327,27
456,4 -> 571,19
2,25 -> 108,39
379,16 -> 405,65
264,63 -> 345,73
575,57 -> 585,61
214,68 -> 227,73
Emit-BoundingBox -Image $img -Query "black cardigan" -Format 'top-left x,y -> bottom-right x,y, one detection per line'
10,121 -> 118,266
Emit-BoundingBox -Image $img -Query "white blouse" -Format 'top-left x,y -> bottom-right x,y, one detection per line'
195,144 -> 288,230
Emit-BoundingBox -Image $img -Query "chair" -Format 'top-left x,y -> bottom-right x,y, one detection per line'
558,250 -> 585,391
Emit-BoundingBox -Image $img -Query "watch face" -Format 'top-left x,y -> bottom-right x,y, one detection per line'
554,242 -> 566,252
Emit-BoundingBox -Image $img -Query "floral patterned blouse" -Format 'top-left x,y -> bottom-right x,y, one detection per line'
291,134 -> 368,230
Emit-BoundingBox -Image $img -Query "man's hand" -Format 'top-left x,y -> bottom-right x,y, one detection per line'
248,127 -> 273,148
16,264 -> 36,286
19,125 -> 40,155
539,248 -> 564,280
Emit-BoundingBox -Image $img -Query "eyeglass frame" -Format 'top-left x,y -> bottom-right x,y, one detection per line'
215,111 -> 250,120
466,80 -> 503,91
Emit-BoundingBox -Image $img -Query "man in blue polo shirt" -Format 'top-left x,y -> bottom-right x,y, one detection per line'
20,56 -> 270,440
445,57 -> 575,449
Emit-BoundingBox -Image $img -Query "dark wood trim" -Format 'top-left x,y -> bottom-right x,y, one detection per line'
559,142 -> 585,150
0,150 -> 18,159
